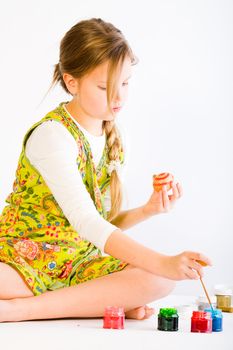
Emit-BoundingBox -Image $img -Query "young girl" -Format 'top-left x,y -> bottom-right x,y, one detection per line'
0,18 -> 211,322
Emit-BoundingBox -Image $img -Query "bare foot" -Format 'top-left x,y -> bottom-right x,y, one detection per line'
0,300 -> 13,322
125,305 -> 155,320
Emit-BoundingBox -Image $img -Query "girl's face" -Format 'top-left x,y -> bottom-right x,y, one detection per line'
73,57 -> 132,121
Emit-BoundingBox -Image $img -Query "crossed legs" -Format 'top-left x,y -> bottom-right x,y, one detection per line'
0,262 -> 175,322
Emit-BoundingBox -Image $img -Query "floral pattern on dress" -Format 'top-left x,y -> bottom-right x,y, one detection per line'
0,101 -> 127,295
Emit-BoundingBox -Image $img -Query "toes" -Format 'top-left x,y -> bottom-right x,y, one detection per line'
136,306 -> 146,319
125,305 -> 155,320
125,306 -> 145,320
143,307 -> 155,319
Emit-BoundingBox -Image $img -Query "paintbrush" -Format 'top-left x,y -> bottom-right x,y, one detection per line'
199,277 -> 214,312
196,260 -> 214,312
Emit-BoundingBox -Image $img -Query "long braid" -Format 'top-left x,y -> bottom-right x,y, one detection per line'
103,120 -> 123,222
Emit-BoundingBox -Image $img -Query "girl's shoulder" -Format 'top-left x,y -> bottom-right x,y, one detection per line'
25,119 -> 77,160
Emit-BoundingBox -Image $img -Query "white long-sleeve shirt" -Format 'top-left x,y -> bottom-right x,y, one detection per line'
25,105 -> 129,252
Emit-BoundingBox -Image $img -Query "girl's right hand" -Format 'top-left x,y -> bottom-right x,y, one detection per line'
161,251 -> 212,281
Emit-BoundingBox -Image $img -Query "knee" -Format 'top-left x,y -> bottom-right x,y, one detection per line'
0,262 -> 34,299
153,277 -> 176,299
137,268 -> 176,300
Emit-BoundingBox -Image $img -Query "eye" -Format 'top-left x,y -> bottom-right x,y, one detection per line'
98,81 -> 129,91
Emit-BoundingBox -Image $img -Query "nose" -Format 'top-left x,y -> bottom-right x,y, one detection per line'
113,89 -> 123,106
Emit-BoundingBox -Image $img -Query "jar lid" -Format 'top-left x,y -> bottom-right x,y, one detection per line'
204,308 -> 222,316
104,306 -> 125,316
214,284 -> 232,295
192,311 -> 212,319
159,308 -> 178,317
174,304 -> 196,314
196,295 -> 217,303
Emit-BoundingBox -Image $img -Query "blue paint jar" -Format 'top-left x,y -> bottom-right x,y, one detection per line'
204,308 -> 223,332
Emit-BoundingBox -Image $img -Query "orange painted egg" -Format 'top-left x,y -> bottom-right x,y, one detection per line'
153,172 -> 174,192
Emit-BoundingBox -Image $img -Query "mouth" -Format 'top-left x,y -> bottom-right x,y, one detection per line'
112,107 -> 122,113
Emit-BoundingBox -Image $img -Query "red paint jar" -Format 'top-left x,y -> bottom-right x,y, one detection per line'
103,306 -> 125,329
191,311 -> 212,333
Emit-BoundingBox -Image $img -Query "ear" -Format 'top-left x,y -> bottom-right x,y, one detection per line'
62,73 -> 79,95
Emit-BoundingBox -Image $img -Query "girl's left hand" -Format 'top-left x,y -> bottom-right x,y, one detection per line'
143,182 -> 183,217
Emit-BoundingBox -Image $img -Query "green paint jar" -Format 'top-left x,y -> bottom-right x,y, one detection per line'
158,308 -> 179,331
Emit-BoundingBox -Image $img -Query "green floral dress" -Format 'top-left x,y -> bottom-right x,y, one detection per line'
0,102 -> 128,296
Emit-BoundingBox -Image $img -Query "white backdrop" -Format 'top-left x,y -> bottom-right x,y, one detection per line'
0,0 -> 232,295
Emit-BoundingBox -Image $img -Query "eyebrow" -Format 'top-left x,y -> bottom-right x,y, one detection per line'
97,75 -> 132,83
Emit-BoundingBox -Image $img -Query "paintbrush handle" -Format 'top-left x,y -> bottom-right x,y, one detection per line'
200,277 -> 214,311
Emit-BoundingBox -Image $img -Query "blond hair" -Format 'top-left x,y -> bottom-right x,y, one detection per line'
50,18 -> 137,221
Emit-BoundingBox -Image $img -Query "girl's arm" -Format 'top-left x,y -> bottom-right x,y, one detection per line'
25,121 -> 118,252
104,229 -> 212,280
110,182 -> 183,230
110,205 -> 152,230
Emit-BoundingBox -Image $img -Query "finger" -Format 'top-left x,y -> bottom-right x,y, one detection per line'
184,267 -> 200,280
162,185 -> 170,210
153,188 -> 162,201
184,271 -> 193,280
146,305 -> 155,313
169,182 -> 179,201
197,269 -> 204,278
173,182 -> 179,197
189,260 -> 204,277
185,251 -> 213,266
177,182 -> 183,197
158,188 -> 163,202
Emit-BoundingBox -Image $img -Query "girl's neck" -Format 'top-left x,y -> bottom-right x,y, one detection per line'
64,101 -> 104,137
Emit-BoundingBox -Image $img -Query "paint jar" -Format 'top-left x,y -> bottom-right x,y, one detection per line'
204,308 -> 223,332
103,306 -> 125,329
216,294 -> 232,309
196,295 -> 217,311
174,305 -> 196,319
158,308 -> 179,331
214,286 -> 232,309
191,311 -> 212,333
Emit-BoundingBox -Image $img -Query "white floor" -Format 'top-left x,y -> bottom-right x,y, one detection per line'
1,295 -> 232,350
